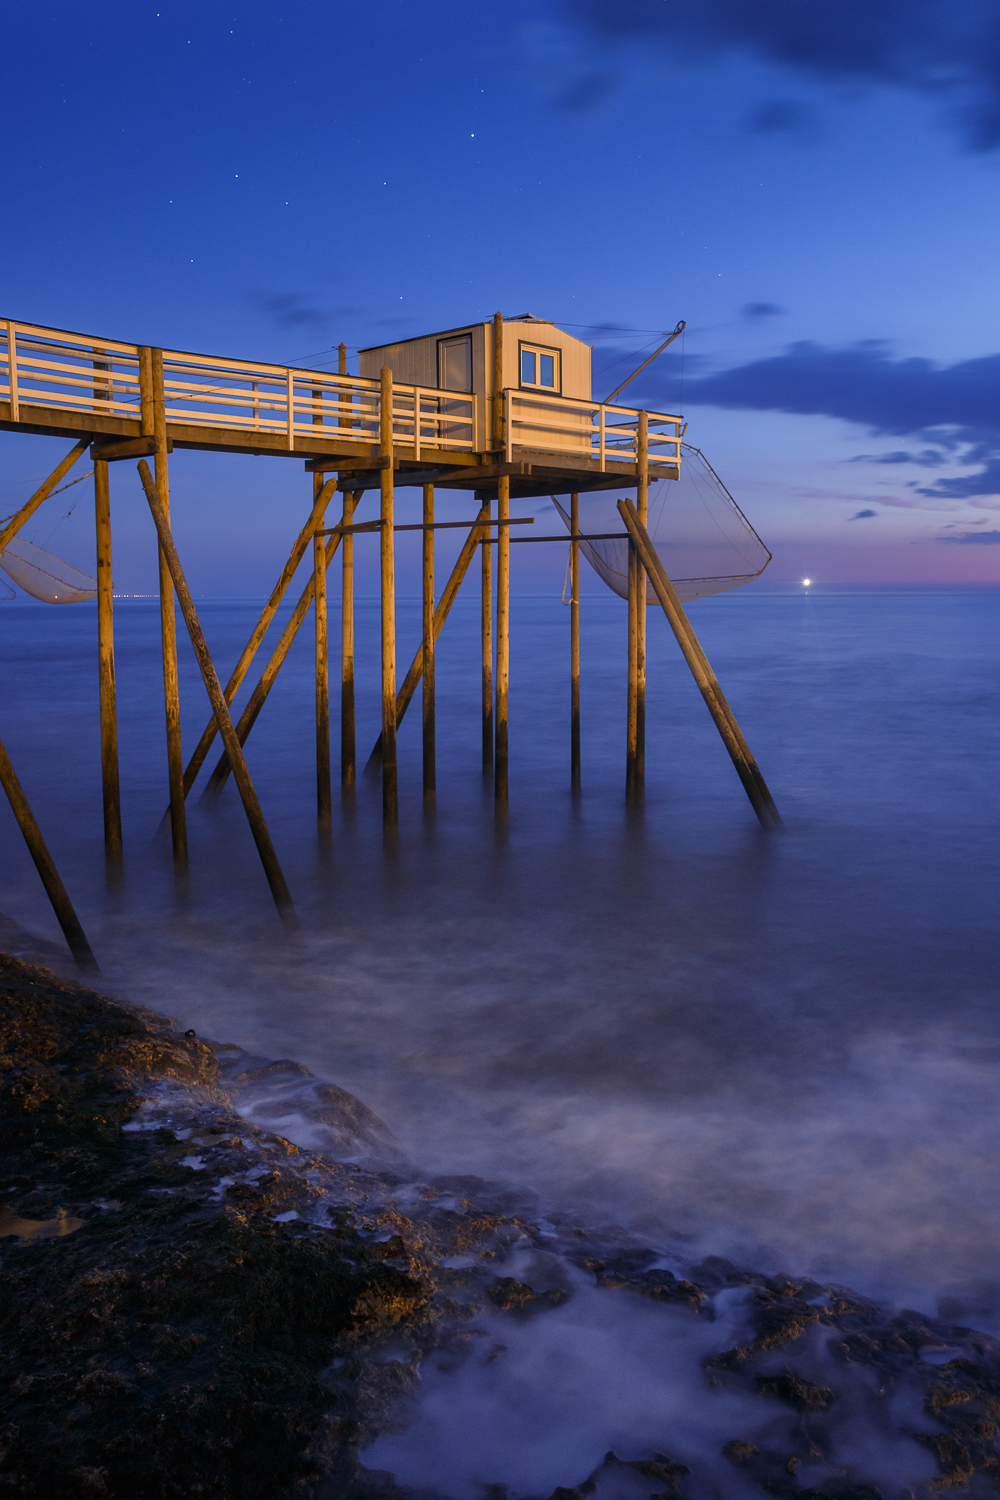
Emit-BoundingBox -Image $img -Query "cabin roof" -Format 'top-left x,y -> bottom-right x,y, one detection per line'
359,314 -> 591,354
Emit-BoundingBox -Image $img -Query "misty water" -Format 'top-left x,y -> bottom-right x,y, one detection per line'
1,579 -> 997,1492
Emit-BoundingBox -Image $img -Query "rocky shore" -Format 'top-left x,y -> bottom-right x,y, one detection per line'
1,950 -> 998,1498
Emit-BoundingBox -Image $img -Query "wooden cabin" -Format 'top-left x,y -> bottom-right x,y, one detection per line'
359,314 -> 593,453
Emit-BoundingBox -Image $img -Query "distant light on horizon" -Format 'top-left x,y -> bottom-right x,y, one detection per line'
802,578 -> 812,586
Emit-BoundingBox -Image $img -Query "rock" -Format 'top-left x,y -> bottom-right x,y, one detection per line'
485,1276 -> 570,1315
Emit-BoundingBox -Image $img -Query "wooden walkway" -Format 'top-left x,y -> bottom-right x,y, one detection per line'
1,317 -> 682,500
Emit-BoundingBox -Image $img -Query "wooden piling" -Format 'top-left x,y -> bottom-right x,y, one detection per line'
380,367 -> 398,831
495,474 -> 510,819
481,527 -> 493,772
635,411 -> 648,797
626,541 -> 638,802
313,472 -> 331,835
0,732 -> 99,973
422,484 -> 436,805
94,459 -> 123,875
138,461 -> 299,926
570,492 -> 580,792
617,499 -> 781,828
364,501 -> 492,774
146,347 -> 187,875
341,489 -> 357,798
0,439 -> 90,556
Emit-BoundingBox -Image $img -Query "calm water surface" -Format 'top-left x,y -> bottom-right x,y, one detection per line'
1,582 -> 997,1316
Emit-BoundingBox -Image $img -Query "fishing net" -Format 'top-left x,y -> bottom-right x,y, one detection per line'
553,443 -> 771,604
0,535 -> 97,603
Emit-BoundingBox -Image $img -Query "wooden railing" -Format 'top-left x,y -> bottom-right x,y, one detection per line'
1,318 -> 680,471
504,388 -> 682,470
0,319 -> 476,454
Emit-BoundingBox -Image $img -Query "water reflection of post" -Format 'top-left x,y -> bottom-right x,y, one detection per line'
313,468 -> 331,836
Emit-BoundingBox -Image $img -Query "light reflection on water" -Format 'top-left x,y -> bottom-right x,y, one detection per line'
0,584 -> 998,1315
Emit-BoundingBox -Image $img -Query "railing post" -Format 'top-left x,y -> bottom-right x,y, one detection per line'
6,322 -> 19,423
492,311 -> 504,447
286,370 -> 295,450
380,367 -> 398,832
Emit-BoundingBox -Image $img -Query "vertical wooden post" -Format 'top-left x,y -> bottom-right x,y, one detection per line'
145,347 -> 187,874
481,525 -> 493,772
341,488 -> 357,798
626,541 -> 638,802
636,410 -> 648,797
313,471 -> 331,835
380,367 -> 398,831
94,460 -> 123,876
492,312 -> 504,448
570,492 -> 580,792
422,483 -> 436,806
495,474 -> 510,819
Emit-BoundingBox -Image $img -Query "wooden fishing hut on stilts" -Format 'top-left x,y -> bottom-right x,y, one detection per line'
0,312 -> 779,967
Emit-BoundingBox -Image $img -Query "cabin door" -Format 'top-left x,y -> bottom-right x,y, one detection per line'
437,334 -> 473,445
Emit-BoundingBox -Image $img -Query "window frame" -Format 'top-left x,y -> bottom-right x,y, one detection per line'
517,339 -> 562,395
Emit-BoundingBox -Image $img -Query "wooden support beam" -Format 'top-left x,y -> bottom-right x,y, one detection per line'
167,478 -> 338,811
0,733 -> 99,973
422,484 -> 435,807
617,499 -> 781,828
202,524 -> 347,801
635,409 -> 648,799
90,436 -> 170,463
364,499 -> 492,775
94,460 -> 123,877
495,473 -> 510,820
138,461 -> 299,927
0,438 -> 90,556
341,489 -> 358,799
482,531 -> 493,773
570,492 -> 580,793
146,348 -> 188,876
313,469 -> 331,835
626,541 -> 638,803
380,367 -> 398,832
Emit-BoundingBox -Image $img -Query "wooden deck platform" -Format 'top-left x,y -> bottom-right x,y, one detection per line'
1,317 -> 682,498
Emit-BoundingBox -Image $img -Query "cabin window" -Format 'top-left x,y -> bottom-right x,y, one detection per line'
438,334 -> 473,393
519,342 -> 560,393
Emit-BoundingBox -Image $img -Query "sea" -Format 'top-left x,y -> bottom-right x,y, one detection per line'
1,578 -> 997,1494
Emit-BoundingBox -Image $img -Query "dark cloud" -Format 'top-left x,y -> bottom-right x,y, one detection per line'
625,340 -> 1000,500
561,0 -> 1000,148
849,509 -> 878,519
742,302 -> 786,319
257,293 -> 329,330
747,100 -> 817,136
938,529 -> 1000,543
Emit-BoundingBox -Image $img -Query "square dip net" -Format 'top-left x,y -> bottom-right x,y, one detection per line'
552,444 -> 771,604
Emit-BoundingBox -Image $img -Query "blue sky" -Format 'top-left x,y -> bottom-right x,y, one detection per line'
3,0 -> 1000,590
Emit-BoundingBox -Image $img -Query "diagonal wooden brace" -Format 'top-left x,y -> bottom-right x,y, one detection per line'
137,461 -> 299,927
617,498 -> 781,827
